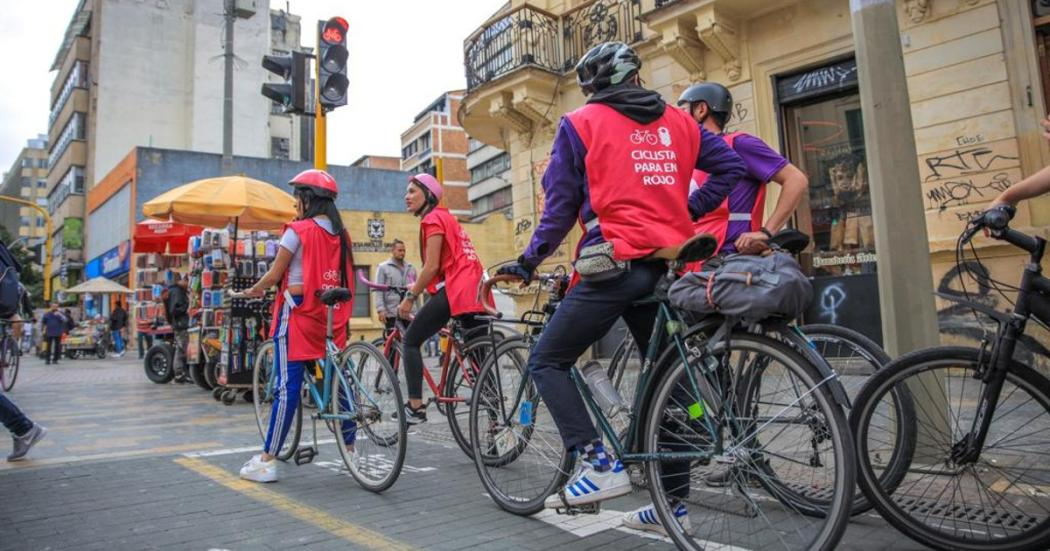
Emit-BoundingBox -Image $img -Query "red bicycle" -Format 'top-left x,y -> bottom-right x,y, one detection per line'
357,270 -> 501,459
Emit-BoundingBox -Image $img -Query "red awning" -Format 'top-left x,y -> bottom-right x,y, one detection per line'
133,219 -> 203,254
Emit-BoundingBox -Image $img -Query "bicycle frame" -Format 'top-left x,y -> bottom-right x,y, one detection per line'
383,320 -> 482,405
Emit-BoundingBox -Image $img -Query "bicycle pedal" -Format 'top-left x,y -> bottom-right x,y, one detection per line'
294,446 -> 317,465
555,502 -> 601,516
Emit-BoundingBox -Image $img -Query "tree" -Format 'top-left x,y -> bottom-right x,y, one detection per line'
0,225 -> 44,307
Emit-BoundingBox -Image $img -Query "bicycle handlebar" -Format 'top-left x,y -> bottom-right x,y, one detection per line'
962,206 -> 1041,255
478,272 -> 571,318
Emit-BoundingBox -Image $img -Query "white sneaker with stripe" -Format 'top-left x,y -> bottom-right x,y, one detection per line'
544,460 -> 631,509
622,502 -> 691,535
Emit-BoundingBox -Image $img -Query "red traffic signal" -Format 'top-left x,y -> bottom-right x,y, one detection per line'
318,16 -> 348,111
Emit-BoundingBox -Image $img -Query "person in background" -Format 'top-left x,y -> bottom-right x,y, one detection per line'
109,302 -> 128,358
62,308 -> 75,335
162,275 -> 190,382
136,312 -> 154,360
2,287 -> 46,461
41,303 -> 65,365
374,239 -> 417,337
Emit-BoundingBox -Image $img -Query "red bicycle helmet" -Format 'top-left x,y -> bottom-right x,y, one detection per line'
410,173 -> 443,202
289,169 -> 338,198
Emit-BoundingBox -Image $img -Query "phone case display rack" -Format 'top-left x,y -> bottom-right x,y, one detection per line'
134,253 -> 188,336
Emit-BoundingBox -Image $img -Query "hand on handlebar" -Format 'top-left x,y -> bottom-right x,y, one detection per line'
963,204 -> 1017,244
496,257 -> 536,285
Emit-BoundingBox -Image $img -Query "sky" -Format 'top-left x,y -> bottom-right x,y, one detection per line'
0,0 -> 507,172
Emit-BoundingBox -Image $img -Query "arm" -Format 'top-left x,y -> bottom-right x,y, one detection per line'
374,265 -> 389,319
521,118 -> 587,266
762,163 -> 808,232
688,126 -> 747,219
991,165 -> 1050,207
398,235 -> 443,318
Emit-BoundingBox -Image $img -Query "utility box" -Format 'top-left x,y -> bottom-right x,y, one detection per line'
233,0 -> 256,19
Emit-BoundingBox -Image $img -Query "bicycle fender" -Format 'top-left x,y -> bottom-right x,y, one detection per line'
782,326 -> 851,408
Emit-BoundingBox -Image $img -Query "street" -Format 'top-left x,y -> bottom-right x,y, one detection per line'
0,354 -> 930,550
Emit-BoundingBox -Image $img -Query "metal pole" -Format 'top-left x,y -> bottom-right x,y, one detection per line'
0,195 -> 53,301
222,0 -> 235,175
314,21 -> 326,171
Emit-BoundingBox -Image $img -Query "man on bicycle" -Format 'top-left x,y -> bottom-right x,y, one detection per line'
497,42 -> 746,514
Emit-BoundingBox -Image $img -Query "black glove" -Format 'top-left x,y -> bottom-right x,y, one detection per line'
497,257 -> 536,284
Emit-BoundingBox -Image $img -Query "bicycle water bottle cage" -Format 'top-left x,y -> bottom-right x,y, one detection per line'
294,446 -> 317,466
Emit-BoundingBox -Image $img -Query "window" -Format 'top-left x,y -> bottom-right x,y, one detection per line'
470,152 -> 511,184
38,158 -> 48,168
48,166 -> 85,214
19,217 -> 30,227
37,217 -> 45,228
401,141 -> 418,160
21,158 -> 31,168
352,265 -> 370,318
416,159 -> 434,176
472,187 -> 513,217
37,179 -> 47,188
469,138 -> 485,153
49,60 -> 88,128
49,113 -> 85,168
271,137 -> 290,160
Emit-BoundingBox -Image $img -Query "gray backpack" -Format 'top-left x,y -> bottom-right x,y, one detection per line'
668,251 -> 813,322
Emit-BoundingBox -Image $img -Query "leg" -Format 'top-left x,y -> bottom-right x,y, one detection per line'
401,289 -> 451,409
0,393 -> 32,437
47,337 -> 59,363
263,335 -> 304,458
172,331 -> 188,378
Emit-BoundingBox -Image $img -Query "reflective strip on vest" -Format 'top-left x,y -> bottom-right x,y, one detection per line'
584,218 -> 600,231
727,213 -> 752,221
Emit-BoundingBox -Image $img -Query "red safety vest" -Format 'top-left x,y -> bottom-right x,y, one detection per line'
565,103 -> 699,261
270,219 -> 354,361
691,132 -> 767,251
419,207 -> 491,316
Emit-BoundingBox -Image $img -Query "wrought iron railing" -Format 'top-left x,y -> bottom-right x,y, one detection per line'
465,5 -> 562,90
653,0 -> 682,9
562,0 -> 642,71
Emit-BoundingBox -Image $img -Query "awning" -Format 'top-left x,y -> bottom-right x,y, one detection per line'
133,219 -> 203,254
62,277 -> 134,294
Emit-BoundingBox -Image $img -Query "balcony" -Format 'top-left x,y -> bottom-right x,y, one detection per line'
562,0 -> 643,70
465,4 -> 562,91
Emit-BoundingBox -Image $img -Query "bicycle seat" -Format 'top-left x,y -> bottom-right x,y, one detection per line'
319,287 -> 352,306
769,229 -> 810,255
645,233 -> 718,263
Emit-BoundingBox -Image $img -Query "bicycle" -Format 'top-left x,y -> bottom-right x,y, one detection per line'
850,207 -> 1050,551
469,235 -> 856,551
248,288 -> 407,492
0,319 -> 22,392
357,270 -> 500,459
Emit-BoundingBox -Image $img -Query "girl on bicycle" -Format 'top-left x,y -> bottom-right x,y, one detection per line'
395,173 -> 489,424
237,169 -> 355,483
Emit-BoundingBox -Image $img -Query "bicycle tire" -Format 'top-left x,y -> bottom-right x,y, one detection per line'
444,335 -> 499,460
251,340 -> 301,462
336,341 -> 407,493
797,323 -> 914,516
851,346 -> 1050,551
645,332 -> 854,551
1,335 -> 18,391
469,336 -> 571,516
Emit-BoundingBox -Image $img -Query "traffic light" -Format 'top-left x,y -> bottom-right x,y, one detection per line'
261,51 -> 309,114
317,17 -> 349,111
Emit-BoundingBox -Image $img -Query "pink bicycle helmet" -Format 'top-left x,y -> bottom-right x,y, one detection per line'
410,173 -> 443,203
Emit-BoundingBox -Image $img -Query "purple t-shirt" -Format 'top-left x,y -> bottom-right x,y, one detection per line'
691,133 -> 788,253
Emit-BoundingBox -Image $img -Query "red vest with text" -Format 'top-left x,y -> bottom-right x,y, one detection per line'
419,208 -> 491,316
691,132 -> 767,251
566,103 -> 700,261
270,219 -> 354,361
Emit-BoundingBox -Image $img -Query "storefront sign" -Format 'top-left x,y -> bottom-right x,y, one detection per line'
86,240 -> 131,279
777,57 -> 858,104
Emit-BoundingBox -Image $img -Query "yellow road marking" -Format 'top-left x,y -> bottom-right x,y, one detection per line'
173,457 -> 415,551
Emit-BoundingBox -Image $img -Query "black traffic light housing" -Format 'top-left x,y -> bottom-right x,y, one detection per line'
261,50 -> 310,114
317,17 -> 349,111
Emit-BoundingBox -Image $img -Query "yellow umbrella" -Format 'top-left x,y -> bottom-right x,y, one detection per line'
142,175 -> 296,231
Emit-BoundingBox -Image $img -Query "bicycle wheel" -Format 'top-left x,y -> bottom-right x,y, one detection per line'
798,323 -> 914,515
607,334 -> 639,407
852,347 -> 1050,551
469,337 -> 572,516
444,335 -> 498,459
645,332 -> 854,551
1,336 -> 19,391
336,341 -> 407,493
251,340 -> 301,461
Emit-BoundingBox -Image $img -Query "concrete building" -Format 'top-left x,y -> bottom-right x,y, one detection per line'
0,135 -> 50,247
351,155 -> 403,171
46,0 -> 307,292
266,8 -> 312,162
88,146 -> 511,339
467,138 -> 512,220
459,0 -> 1050,346
400,91 -> 472,215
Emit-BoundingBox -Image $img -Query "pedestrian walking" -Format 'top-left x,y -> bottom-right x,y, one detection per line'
41,303 -> 65,365
1,392 -> 46,462
109,302 -> 127,357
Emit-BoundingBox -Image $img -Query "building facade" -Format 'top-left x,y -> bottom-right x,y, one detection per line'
459,0 -> 1050,345
46,0 -> 306,293
351,155 -> 403,171
400,91 -> 472,215
467,138 -> 513,220
0,135 -> 50,247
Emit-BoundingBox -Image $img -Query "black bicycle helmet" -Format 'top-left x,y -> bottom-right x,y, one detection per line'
575,42 -> 641,95
677,82 -> 733,114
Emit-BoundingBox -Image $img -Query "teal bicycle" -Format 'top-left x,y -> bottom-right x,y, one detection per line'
249,288 -> 407,492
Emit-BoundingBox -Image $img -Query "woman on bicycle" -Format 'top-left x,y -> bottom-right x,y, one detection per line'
395,173 -> 489,424
237,169 -> 355,483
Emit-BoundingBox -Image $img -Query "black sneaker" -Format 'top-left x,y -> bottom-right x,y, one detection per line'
704,465 -> 762,488
394,403 -> 427,425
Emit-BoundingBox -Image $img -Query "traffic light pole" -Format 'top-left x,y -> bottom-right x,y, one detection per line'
0,195 -> 53,302
221,0 -> 235,175
314,22 -> 326,171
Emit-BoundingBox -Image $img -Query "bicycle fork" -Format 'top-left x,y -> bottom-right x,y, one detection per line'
953,322 -> 1021,465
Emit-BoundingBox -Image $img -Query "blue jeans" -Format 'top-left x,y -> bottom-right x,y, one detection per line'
0,392 -> 32,437
112,330 -> 125,353
527,262 -> 664,451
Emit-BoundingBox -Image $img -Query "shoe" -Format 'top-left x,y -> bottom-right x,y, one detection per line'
239,454 -> 277,482
622,502 -> 691,535
393,403 -> 427,425
544,461 -> 631,509
704,465 -> 761,488
8,424 -> 47,462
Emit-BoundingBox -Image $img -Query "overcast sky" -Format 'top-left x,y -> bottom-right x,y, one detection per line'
0,0 -> 506,172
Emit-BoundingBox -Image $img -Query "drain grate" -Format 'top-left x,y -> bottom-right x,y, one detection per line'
892,495 -> 1045,533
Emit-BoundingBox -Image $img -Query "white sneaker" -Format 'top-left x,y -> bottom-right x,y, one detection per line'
544,461 -> 631,509
239,454 -> 277,482
623,502 -> 691,535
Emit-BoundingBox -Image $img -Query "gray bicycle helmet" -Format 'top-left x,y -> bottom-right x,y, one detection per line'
575,42 -> 641,95
677,82 -> 733,124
